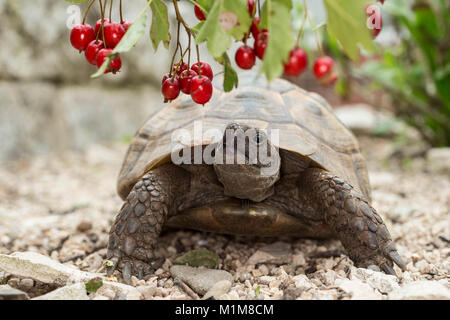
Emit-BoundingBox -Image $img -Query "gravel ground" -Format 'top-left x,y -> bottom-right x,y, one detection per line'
0,137 -> 448,300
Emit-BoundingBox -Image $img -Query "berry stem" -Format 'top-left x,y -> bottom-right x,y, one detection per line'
109,0 -> 113,22
187,32 -> 192,69
305,0 -> 324,56
82,0 -> 96,25
119,0 -> 123,23
295,0 -> 308,47
257,0 -> 261,16
169,21 -> 181,79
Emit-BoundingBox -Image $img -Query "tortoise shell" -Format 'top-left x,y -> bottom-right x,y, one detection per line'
117,73 -> 371,202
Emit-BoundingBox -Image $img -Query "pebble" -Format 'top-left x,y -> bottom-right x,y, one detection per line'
170,265 -> 233,295
350,267 -> 399,294
202,280 -> 232,300
0,285 -> 29,300
33,283 -> 88,300
388,281 -> 450,300
336,279 -> 382,300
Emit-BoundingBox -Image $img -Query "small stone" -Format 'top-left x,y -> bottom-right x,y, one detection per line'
33,283 -> 88,300
350,267 -> 399,294
426,148 -> 450,173
415,260 -> 431,274
76,221 -> 92,232
336,279 -> 382,300
19,278 -> 34,291
174,249 -> 219,268
137,286 -> 156,300
388,281 -> 450,300
292,253 -> 306,267
0,285 -> 29,300
292,274 -> 314,291
202,280 -> 232,300
170,265 -> 233,295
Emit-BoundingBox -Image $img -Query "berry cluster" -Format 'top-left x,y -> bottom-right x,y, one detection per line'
161,61 -> 214,105
70,19 -> 131,74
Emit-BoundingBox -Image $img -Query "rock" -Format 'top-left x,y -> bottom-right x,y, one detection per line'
174,249 -> 220,268
202,280 -> 232,300
335,104 -> 383,134
336,279 -> 382,300
0,285 -> 29,300
0,251 -> 100,286
98,281 -> 143,300
350,267 -> 400,294
33,283 -> 89,300
292,253 -> 306,267
137,286 -> 157,300
426,148 -> 450,173
246,242 -> 291,266
170,265 -> 233,296
76,221 -> 92,232
19,278 -> 34,291
388,281 -> 450,300
292,274 -> 314,291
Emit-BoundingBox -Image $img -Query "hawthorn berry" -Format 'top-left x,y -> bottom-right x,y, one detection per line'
85,40 -> 104,66
313,56 -> 337,86
104,22 -> 126,48
284,47 -> 308,76
95,18 -> 110,37
162,73 -> 171,85
251,17 -> 261,38
254,31 -> 268,60
179,70 -> 198,94
191,75 -> 213,105
96,49 -> 122,74
70,24 -> 95,51
235,45 -> 256,70
194,5 -> 206,21
162,78 -> 181,101
247,0 -> 256,16
173,61 -> 188,75
191,62 -> 214,81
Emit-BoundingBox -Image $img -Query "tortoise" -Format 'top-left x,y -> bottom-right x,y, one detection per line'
106,73 -> 405,282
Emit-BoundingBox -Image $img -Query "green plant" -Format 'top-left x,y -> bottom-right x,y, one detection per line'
357,0 -> 450,146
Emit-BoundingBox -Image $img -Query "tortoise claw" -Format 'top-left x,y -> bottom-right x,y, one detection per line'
381,263 -> 397,276
387,250 -> 406,271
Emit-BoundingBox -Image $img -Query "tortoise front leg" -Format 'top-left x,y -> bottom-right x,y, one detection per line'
297,168 -> 406,275
106,164 -> 190,283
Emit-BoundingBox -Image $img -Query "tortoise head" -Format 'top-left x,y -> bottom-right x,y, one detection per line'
213,123 -> 281,202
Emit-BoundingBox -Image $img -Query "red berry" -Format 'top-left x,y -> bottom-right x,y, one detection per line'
251,17 -> 261,38
95,18 -> 110,37
235,45 -> 256,70
247,0 -> 256,16
162,78 -> 181,101
179,70 -> 198,94
85,40 -> 104,66
121,20 -> 132,32
366,4 -> 383,38
104,22 -> 126,48
284,47 -> 308,76
173,61 -> 188,75
96,48 -> 122,74
70,24 -> 95,51
191,62 -> 214,81
254,31 -> 268,60
162,73 -> 171,85
194,5 -> 206,21
191,75 -> 213,105
313,56 -> 337,86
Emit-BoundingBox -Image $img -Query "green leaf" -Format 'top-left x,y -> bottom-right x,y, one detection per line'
150,0 -> 170,51
260,0 -> 295,81
85,279 -> 103,293
91,0 -> 152,78
197,0 -> 252,58
222,53 -> 239,92
197,0 -> 231,58
324,0 -> 374,61
174,249 -> 220,268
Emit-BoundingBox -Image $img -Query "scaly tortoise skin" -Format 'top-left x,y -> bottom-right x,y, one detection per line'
106,73 -> 405,283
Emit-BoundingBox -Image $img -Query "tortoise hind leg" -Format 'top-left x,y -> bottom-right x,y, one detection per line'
106,164 -> 190,283
297,168 -> 406,275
